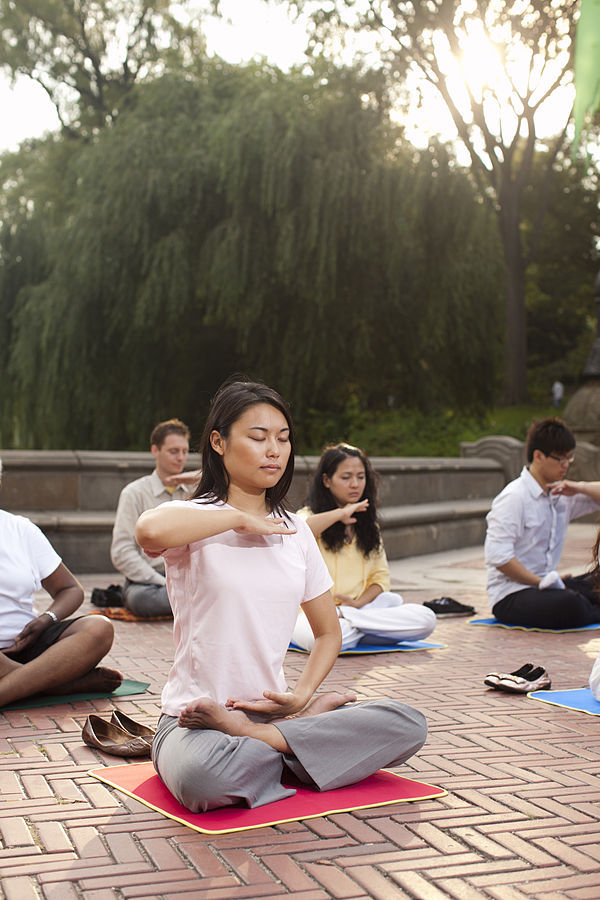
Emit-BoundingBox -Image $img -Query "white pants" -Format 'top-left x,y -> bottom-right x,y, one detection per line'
293,591 -> 437,651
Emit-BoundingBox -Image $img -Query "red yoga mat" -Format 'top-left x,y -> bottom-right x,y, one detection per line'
89,761 -> 446,834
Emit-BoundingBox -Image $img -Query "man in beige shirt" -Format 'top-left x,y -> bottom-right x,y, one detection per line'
110,419 -> 197,617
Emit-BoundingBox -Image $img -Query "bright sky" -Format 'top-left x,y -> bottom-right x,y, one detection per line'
0,0 -> 574,156
0,0 -> 309,153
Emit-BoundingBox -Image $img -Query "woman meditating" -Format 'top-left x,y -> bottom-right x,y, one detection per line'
0,459 -> 121,708
135,380 -> 427,812
292,443 -> 436,651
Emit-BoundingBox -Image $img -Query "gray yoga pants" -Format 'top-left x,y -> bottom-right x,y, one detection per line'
151,699 -> 427,812
123,580 -> 172,617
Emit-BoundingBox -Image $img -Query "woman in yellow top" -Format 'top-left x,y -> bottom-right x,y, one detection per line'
292,443 -> 436,650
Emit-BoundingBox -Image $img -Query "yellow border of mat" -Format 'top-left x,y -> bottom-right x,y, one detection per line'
89,766 -> 447,835
527,689 -> 600,717
288,642 -> 446,655
468,618 -> 599,633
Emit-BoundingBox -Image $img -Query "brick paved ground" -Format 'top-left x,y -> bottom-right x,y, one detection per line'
2,523 -> 599,899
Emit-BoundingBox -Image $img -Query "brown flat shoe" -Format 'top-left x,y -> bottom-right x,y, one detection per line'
82,714 -> 151,757
110,710 -> 155,744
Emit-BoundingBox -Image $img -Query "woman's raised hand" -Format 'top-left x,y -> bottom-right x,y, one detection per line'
339,498 -> 369,524
233,513 -> 297,536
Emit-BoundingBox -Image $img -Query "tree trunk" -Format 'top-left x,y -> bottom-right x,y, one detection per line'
497,194 -> 528,404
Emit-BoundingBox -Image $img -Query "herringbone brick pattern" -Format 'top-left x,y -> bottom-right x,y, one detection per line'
2,525 -> 599,899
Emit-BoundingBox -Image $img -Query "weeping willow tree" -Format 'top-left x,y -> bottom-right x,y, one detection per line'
1,59 -> 502,449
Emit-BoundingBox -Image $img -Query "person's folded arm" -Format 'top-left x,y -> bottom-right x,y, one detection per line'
496,557 -> 542,588
484,491 -> 524,569
111,490 -> 165,584
347,583 -> 383,608
111,531 -> 165,585
293,590 -> 342,701
345,545 -> 390,608
135,505 -> 294,554
485,520 -> 539,587
3,563 -> 84,655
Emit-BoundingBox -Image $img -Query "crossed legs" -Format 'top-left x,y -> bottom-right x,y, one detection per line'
493,574 -> 600,628
153,696 -> 428,812
123,580 -> 172,617
0,616 -> 121,707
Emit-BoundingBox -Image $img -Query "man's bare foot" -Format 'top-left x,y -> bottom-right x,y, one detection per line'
52,667 -> 123,695
291,690 -> 357,719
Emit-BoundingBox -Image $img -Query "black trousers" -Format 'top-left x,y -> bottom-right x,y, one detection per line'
493,573 -> 600,629
7,617 -> 82,663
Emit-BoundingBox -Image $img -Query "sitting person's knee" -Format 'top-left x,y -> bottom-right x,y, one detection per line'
159,753 -> 247,813
95,617 -> 115,652
382,699 -> 428,749
124,584 -> 171,617
75,615 -> 115,654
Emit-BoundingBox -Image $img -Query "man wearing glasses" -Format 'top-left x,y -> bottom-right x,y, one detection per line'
485,417 -> 600,628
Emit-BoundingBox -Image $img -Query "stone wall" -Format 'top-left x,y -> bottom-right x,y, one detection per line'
0,450 -> 505,570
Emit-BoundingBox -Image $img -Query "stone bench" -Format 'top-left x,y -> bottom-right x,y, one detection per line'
380,498 -> 493,559
2,451 -> 505,571
16,510 -> 117,574
16,496 -> 495,572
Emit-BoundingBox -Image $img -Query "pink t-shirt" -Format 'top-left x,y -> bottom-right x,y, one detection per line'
160,500 -> 333,715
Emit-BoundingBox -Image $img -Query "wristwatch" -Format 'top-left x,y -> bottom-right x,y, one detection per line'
40,610 -> 59,623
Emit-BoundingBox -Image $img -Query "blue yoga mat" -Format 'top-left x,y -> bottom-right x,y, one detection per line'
288,639 -> 446,655
469,617 -> 600,633
528,687 -> 600,715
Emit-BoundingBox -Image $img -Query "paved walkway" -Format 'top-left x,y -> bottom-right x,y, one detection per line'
2,524 -> 600,899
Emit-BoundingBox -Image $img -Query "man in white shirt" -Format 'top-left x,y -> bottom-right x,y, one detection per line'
111,419 -> 196,617
485,417 -> 600,629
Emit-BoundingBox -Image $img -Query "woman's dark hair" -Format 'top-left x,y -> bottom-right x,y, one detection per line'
308,443 -> 381,556
192,379 -> 295,514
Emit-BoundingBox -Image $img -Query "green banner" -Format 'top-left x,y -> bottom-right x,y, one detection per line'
573,0 -> 600,153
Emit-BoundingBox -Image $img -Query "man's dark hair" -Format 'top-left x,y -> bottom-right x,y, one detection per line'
308,443 -> 381,557
192,379 -> 295,514
526,417 -> 575,463
150,418 -> 190,449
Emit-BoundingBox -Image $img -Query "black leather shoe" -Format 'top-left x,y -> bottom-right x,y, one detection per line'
423,597 -> 475,616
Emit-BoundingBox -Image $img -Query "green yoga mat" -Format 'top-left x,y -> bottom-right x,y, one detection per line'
0,679 -> 150,711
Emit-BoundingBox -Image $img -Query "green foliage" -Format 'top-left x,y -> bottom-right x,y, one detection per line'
298,402 -> 560,456
524,153 -> 600,393
0,59 -> 501,449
